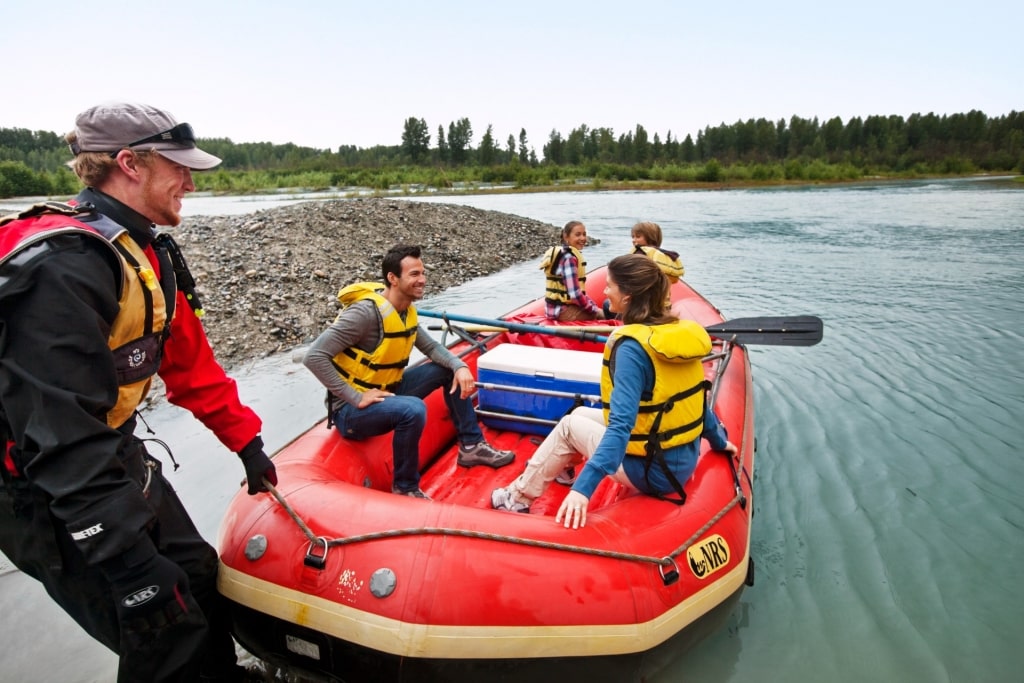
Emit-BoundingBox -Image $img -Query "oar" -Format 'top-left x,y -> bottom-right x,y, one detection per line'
419,310 -> 824,346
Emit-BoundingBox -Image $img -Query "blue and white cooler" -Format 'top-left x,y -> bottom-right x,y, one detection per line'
475,344 -> 603,436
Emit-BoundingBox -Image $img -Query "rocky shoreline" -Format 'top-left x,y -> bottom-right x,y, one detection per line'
169,198 -> 560,368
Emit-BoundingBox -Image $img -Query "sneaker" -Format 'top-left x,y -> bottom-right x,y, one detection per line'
491,486 -> 530,513
555,466 -> 577,486
392,486 -> 431,500
458,441 -> 515,468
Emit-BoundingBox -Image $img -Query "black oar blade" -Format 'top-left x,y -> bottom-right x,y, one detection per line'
705,316 -> 824,346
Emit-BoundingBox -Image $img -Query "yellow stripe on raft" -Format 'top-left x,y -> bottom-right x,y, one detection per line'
218,556 -> 748,660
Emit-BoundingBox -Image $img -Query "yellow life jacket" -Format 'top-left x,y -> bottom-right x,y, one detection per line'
633,245 -> 685,283
539,245 -> 586,305
331,282 -> 417,392
0,204 -> 169,429
600,320 -> 711,456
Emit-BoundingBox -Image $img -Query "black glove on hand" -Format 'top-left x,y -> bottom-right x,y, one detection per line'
239,435 -> 277,495
102,551 -> 191,622
601,299 -> 613,319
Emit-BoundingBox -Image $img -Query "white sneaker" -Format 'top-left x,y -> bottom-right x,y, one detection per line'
491,486 -> 529,513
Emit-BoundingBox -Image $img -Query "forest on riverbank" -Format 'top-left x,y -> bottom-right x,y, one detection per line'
2,109 -> 1022,198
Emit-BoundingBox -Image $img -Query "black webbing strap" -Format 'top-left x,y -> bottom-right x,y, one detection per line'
153,233 -> 203,316
641,381 -> 713,506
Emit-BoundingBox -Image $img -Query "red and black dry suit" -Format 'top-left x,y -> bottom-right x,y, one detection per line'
0,188 -> 261,682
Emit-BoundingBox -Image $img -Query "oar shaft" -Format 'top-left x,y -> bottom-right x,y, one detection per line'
418,310 -> 824,347
418,310 -> 610,342
428,323 -> 621,334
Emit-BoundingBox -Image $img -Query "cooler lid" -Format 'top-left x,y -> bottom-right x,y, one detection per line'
477,344 -> 603,383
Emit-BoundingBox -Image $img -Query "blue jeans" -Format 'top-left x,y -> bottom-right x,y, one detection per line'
332,362 -> 484,491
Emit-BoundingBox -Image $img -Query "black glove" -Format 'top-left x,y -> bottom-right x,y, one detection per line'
601,299 -> 613,319
238,435 -> 277,495
102,550 -> 191,622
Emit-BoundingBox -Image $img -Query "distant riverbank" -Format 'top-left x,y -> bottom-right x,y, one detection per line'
187,170 -> 1023,200
3,173 -> 1020,218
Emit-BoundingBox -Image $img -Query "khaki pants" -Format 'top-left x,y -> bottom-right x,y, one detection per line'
511,407 -> 637,501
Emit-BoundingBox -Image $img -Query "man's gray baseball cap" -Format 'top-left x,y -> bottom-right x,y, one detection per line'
69,102 -> 221,170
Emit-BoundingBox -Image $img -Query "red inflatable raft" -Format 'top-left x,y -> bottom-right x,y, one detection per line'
217,266 -> 820,682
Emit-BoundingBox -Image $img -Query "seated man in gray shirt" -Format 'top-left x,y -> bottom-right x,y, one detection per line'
303,244 -> 513,499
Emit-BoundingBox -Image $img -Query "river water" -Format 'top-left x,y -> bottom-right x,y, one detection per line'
2,178 -> 1022,681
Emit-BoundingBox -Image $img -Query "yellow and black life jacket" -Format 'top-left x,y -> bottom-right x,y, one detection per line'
633,245 -> 685,283
601,320 -> 711,455
601,320 -> 711,504
540,244 -> 586,306
0,202 -> 171,429
330,282 -> 417,392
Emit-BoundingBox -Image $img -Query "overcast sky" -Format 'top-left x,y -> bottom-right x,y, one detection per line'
4,0 -> 1020,153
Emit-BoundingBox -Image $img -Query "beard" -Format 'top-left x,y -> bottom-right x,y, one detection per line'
139,175 -> 183,227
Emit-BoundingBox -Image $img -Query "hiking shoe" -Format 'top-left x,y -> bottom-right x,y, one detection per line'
491,486 -> 529,513
392,486 -> 431,500
458,441 -> 515,468
555,466 -> 577,486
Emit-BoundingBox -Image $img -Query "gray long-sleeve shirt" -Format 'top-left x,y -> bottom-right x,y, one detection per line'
303,299 -> 467,409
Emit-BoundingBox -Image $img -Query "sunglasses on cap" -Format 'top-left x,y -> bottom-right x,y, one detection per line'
108,122 -> 196,158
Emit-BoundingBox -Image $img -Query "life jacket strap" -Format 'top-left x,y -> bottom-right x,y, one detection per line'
640,380 -> 713,505
153,233 -> 204,316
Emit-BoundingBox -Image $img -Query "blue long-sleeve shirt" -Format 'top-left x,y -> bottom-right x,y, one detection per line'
571,338 -> 729,499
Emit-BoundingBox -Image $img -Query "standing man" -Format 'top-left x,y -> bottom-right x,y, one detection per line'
304,244 -> 514,499
0,103 -> 277,682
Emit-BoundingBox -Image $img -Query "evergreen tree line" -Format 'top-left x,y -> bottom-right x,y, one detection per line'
1,110 -> 1021,199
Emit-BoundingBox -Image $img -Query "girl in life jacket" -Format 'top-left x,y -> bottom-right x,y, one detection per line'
540,220 -> 603,321
630,221 -> 685,283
